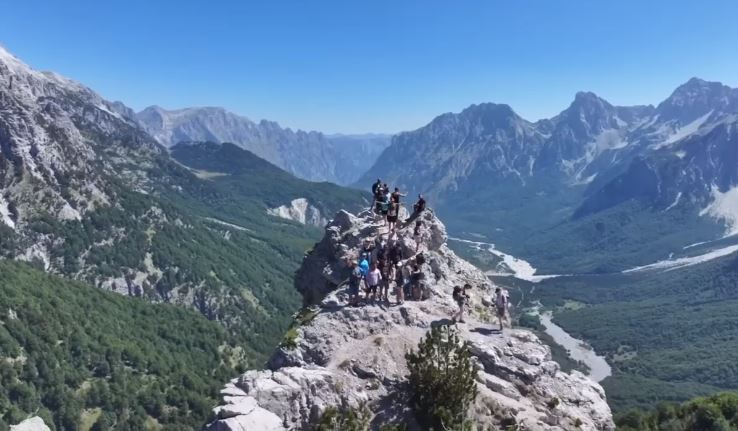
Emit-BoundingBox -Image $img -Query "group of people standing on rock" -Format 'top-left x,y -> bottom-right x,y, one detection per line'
348,178 -> 511,331
371,179 -> 426,241
346,179 -> 429,307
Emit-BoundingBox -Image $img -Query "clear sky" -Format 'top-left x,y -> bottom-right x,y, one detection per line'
2,0 -> 738,134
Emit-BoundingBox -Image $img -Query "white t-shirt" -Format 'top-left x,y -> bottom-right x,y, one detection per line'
366,268 -> 382,286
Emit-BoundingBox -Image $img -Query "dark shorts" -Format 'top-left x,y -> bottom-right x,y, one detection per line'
367,284 -> 378,294
387,215 -> 397,222
496,306 -> 506,317
349,284 -> 359,296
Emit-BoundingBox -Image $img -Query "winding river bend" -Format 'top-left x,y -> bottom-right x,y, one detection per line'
538,312 -> 612,382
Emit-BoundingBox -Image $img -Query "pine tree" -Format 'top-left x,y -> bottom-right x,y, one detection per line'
405,325 -> 478,430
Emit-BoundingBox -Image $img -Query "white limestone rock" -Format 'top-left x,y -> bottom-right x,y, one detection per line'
11,417 -> 51,431
205,209 -> 614,431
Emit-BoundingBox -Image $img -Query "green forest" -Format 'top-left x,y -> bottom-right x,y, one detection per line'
0,261 -> 239,430
616,392 -> 738,430
0,141 -> 367,429
508,251 -> 738,412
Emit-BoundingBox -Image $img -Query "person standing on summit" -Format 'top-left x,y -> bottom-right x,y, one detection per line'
391,187 -> 407,205
370,179 -> 382,211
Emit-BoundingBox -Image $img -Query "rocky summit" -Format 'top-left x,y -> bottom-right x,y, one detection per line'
204,209 -> 614,430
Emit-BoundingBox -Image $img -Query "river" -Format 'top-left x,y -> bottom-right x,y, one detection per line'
538,311 -> 612,382
449,237 -> 612,381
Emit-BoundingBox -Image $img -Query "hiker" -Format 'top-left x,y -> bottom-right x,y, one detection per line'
388,240 -> 403,268
452,284 -> 471,323
413,194 -> 426,215
386,201 -> 399,233
391,187 -> 407,204
370,178 -> 382,211
413,220 -> 423,253
379,193 -> 390,225
494,287 -> 509,331
401,260 -> 414,299
403,194 -> 425,225
365,261 -> 382,303
394,260 -> 405,304
378,256 -> 392,302
410,264 -> 424,300
348,260 -> 362,306
372,178 -> 382,196
359,239 -> 375,266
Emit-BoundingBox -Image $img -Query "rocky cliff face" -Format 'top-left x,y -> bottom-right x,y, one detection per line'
204,210 -> 614,430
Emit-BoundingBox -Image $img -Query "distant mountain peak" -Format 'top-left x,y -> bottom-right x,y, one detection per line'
657,77 -> 736,124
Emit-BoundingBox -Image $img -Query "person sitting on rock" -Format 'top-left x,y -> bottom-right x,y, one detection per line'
452,284 -> 471,323
365,261 -> 382,304
348,260 -> 362,306
404,194 -> 426,226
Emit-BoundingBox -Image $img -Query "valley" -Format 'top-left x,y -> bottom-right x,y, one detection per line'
451,235 -> 738,413
3,35 -> 738,429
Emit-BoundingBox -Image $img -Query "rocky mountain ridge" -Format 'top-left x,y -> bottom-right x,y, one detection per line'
136,105 -> 390,184
204,209 -> 614,430
358,78 -> 738,272
0,45 -> 366,370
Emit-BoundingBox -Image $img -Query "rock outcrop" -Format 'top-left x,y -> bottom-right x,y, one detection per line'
11,417 -> 51,431
267,198 -> 327,227
204,209 -> 614,430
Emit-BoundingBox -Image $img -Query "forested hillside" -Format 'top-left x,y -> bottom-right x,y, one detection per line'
0,261 -> 239,430
507,250 -> 738,412
616,392 -> 738,430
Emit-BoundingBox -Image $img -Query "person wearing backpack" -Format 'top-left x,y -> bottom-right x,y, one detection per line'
452,284 -> 471,323
494,287 -> 509,331
348,260 -> 362,306
370,179 -> 382,212
372,179 -> 382,196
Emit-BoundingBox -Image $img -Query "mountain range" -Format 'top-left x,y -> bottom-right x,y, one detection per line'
130,105 -> 390,185
4,40 -> 738,428
0,44 -> 367,428
360,77 -> 738,272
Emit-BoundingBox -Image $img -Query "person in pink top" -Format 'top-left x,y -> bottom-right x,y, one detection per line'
365,261 -> 383,303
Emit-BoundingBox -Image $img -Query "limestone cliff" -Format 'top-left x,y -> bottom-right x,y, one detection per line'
204,210 -> 614,430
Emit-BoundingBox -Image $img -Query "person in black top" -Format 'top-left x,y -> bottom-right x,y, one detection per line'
372,179 -> 382,196
391,187 -> 407,204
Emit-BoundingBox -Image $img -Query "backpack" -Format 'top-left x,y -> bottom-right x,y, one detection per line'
452,286 -> 461,301
495,291 -> 508,309
416,252 -> 426,266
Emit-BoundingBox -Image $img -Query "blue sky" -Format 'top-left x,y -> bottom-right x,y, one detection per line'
3,1 -> 738,134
